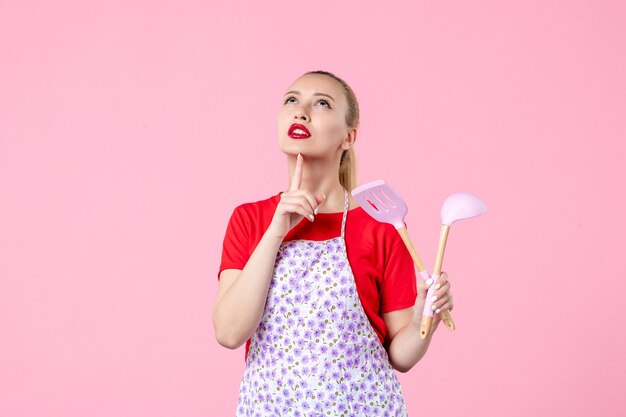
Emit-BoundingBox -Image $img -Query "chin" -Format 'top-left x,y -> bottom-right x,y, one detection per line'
278,140 -> 306,154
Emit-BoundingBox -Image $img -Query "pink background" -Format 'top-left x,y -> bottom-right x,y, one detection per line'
1,0 -> 625,416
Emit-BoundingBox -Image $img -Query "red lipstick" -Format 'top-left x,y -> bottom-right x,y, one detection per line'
288,123 -> 311,139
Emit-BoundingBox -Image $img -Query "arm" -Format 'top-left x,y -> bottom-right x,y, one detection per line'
212,153 -> 325,350
212,231 -> 284,349
385,272 -> 453,372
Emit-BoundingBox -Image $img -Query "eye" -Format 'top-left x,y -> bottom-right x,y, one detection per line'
317,99 -> 331,108
282,96 -> 332,109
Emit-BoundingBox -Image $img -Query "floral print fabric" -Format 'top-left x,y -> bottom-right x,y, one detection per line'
236,189 -> 407,417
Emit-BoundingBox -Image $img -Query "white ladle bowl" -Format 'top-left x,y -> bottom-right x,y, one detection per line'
441,192 -> 487,225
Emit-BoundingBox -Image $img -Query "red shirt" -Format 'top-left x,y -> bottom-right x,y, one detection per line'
217,191 -> 418,359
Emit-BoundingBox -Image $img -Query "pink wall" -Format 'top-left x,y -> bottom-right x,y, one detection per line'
1,0 -> 624,416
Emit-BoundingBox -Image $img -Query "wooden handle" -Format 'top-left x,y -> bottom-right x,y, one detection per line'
398,225 -> 456,335
397,226 -> 427,272
421,310 -> 455,339
441,310 -> 455,330
432,224 -> 450,276
421,224 -> 456,335
434,225 -> 455,330
420,316 -> 433,339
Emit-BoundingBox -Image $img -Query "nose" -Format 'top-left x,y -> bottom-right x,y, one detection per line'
294,108 -> 309,122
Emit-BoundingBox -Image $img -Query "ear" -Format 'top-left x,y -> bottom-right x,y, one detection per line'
342,128 -> 357,150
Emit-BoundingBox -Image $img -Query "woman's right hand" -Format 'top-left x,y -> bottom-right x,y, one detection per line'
267,153 -> 326,240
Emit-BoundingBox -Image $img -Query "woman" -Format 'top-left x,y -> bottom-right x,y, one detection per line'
213,70 -> 455,416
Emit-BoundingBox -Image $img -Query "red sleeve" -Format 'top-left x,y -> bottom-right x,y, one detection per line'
217,205 -> 250,280
379,225 -> 418,313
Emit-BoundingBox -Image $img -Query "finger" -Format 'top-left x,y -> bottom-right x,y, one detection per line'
293,190 -> 319,215
435,299 -> 454,314
422,275 -> 434,287
280,195 -> 315,219
314,192 -> 326,211
435,292 -> 454,313
282,201 -> 313,220
433,271 -> 449,290
284,189 -> 325,216
289,153 -> 303,192
432,281 -> 450,299
430,294 -> 450,312
416,276 -> 430,297
279,202 -> 313,222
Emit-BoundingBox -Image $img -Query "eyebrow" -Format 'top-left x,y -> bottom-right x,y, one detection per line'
284,90 -> 335,102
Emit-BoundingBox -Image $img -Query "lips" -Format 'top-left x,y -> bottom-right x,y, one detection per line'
288,123 -> 311,139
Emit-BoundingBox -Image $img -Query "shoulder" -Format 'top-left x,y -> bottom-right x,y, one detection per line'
224,191 -> 281,240
232,191 -> 282,216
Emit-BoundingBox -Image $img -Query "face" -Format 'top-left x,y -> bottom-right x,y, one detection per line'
277,73 -> 354,159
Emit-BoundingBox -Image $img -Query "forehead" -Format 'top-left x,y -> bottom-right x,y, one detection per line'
286,74 -> 344,99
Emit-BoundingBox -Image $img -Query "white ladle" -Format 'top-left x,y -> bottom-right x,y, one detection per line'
420,192 -> 487,339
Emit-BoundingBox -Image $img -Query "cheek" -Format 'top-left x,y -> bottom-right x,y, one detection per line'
328,120 -> 347,137
318,114 -> 345,132
277,114 -> 290,131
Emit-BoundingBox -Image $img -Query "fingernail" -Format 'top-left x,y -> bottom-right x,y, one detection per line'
436,308 -> 441,314
431,305 -> 437,311
309,214 -> 314,221
314,207 -> 318,215
435,283 -> 441,290
431,295 -> 437,302
425,278 -> 433,286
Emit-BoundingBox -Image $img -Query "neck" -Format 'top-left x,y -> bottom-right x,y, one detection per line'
286,154 -> 347,213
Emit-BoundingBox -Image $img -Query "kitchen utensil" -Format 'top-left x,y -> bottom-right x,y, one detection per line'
420,192 -> 487,338
351,180 -> 456,330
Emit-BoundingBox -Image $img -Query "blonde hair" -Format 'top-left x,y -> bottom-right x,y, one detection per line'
302,70 -> 360,192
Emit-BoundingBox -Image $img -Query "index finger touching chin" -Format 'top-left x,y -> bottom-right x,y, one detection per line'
289,153 -> 303,191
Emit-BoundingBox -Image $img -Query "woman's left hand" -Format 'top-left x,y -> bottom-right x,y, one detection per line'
416,271 -> 455,332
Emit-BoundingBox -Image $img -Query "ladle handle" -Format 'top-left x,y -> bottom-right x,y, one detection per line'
420,225 -> 456,339
397,227 -> 455,336
434,224 -> 455,331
